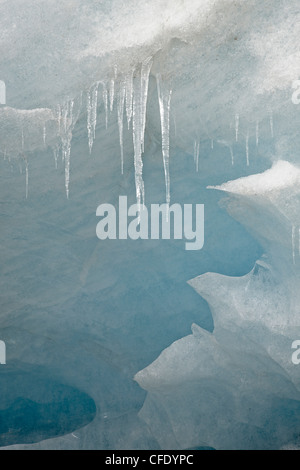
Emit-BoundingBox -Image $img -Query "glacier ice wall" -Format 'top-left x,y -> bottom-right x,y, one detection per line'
1,0 -> 300,449
135,162 -> 300,450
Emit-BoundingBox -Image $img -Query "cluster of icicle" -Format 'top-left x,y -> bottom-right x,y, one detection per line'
11,59 -> 277,206
192,112 -> 274,171
53,96 -> 82,198
56,73 -> 276,205
12,57 -> 172,203
83,59 -> 172,209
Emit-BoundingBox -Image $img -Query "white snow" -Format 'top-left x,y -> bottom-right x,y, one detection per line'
209,161 -> 300,196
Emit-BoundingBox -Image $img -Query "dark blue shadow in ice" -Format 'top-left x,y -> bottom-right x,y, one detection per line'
0,365 -> 96,446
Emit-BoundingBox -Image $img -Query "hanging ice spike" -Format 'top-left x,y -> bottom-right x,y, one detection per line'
235,113 -> 239,142
292,225 -> 300,265
59,95 -> 82,198
229,146 -> 234,166
61,99 -> 74,198
117,81 -> 126,174
109,78 -> 115,113
87,81 -> 99,154
246,130 -> 249,166
53,146 -> 59,169
156,73 -> 172,205
132,56 -> 153,209
102,83 -> 108,130
217,140 -> 234,166
125,69 -> 134,129
43,124 -> 46,146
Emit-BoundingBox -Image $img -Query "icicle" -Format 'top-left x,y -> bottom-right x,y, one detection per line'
132,57 -> 153,208
109,78 -> 115,113
22,155 -> 28,199
125,70 -> 134,129
56,104 -> 62,134
173,114 -> 177,139
59,98 -> 77,198
102,83 -> 108,129
58,95 -> 81,192
193,139 -> 199,172
86,89 -> 91,148
211,139 -> 214,150
156,72 -> 172,205
141,57 -> 153,153
25,161 -> 28,199
53,146 -> 59,169
63,104 -> 68,133
229,146 -> 234,165
64,144 -> 71,197
87,82 -> 99,154
91,83 -> 99,139
270,112 -> 274,138
235,113 -> 239,142
72,92 -> 82,129
256,120 -> 259,147
21,127 -> 24,151
69,99 -> 74,126
246,131 -> 249,166
292,225 -> 296,265
63,138 -> 71,198
117,81 -> 126,174
64,101 -> 73,197
132,72 -> 144,208
43,124 -> 46,146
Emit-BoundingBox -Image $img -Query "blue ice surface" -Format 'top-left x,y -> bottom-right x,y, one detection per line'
0,97 -> 269,448
0,364 -> 96,446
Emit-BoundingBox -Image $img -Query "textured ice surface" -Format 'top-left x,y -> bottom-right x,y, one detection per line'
135,164 -> 300,449
1,0 -> 300,450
